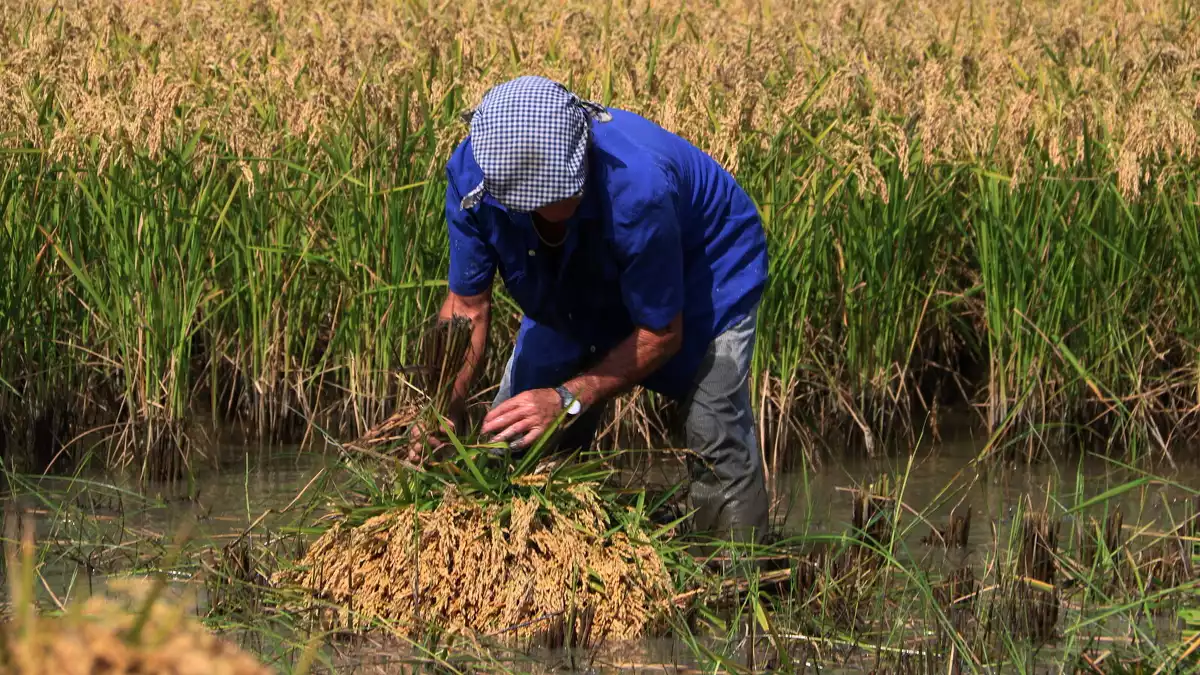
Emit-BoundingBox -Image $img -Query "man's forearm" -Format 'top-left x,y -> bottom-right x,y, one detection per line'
449,316 -> 489,413
563,315 -> 682,409
438,291 -> 491,420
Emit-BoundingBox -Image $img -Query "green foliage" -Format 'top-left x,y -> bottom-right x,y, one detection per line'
3,6 -> 1200,472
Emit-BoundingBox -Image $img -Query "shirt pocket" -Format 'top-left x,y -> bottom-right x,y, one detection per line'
560,243 -> 625,321
497,249 -> 552,320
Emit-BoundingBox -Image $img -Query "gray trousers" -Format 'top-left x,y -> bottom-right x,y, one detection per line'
492,309 -> 770,543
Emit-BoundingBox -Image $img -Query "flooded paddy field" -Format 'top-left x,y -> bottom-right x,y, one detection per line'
3,425 -> 1196,674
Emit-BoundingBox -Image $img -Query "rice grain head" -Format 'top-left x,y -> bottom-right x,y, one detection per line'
271,483 -> 674,642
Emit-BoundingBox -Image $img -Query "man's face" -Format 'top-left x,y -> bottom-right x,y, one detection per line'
533,196 -> 582,223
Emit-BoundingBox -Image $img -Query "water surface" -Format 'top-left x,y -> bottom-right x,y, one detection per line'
3,431 -> 1197,673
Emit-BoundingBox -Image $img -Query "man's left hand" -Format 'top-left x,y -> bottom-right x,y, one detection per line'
481,388 -> 563,449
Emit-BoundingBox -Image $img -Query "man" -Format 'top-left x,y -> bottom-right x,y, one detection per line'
423,75 -> 770,542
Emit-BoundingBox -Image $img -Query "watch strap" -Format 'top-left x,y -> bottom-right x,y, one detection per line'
555,386 -> 582,415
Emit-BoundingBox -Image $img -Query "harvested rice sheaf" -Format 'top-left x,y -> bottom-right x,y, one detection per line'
272,482 -> 674,641
0,579 -> 273,675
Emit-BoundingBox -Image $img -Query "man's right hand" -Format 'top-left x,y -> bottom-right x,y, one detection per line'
404,406 -> 464,464
403,289 -> 491,465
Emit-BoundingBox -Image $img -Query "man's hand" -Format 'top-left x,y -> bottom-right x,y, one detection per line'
481,388 -> 563,449
404,402 -> 464,464
438,289 -> 492,408
401,289 -> 491,465
404,420 -> 441,464
480,314 -> 683,451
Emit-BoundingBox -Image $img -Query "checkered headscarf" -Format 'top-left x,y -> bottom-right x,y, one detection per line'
458,76 -> 612,212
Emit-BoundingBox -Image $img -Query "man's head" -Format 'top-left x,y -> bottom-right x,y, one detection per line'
457,75 -> 610,216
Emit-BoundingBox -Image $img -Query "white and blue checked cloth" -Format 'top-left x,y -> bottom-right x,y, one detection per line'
459,76 -> 612,213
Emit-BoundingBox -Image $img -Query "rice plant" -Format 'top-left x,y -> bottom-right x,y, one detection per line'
2,0 -> 1200,470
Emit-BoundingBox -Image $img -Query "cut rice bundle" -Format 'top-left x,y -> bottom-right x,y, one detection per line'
272,480 -> 674,642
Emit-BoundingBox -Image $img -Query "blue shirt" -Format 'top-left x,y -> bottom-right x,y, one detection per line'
444,107 -> 768,400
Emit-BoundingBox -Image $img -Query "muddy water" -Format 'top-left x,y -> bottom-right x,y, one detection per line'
3,432 -> 1198,673
775,434 -> 1200,555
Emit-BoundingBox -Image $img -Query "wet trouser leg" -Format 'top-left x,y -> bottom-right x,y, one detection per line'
681,308 -> 770,544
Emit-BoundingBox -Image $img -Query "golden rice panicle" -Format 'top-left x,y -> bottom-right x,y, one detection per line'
272,484 -> 674,642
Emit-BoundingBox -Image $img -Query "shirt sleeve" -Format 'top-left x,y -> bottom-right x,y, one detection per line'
445,176 -> 496,296
613,186 -> 685,331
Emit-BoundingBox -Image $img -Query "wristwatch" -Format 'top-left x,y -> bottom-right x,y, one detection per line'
554,385 -> 583,416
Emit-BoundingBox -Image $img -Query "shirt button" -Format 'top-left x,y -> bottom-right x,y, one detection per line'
528,249 -> 536,257
590,345 -> 596,353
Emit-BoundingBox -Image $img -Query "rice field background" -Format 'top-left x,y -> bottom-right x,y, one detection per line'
4,0 -> 1200,475
2,2 -> 1200,671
